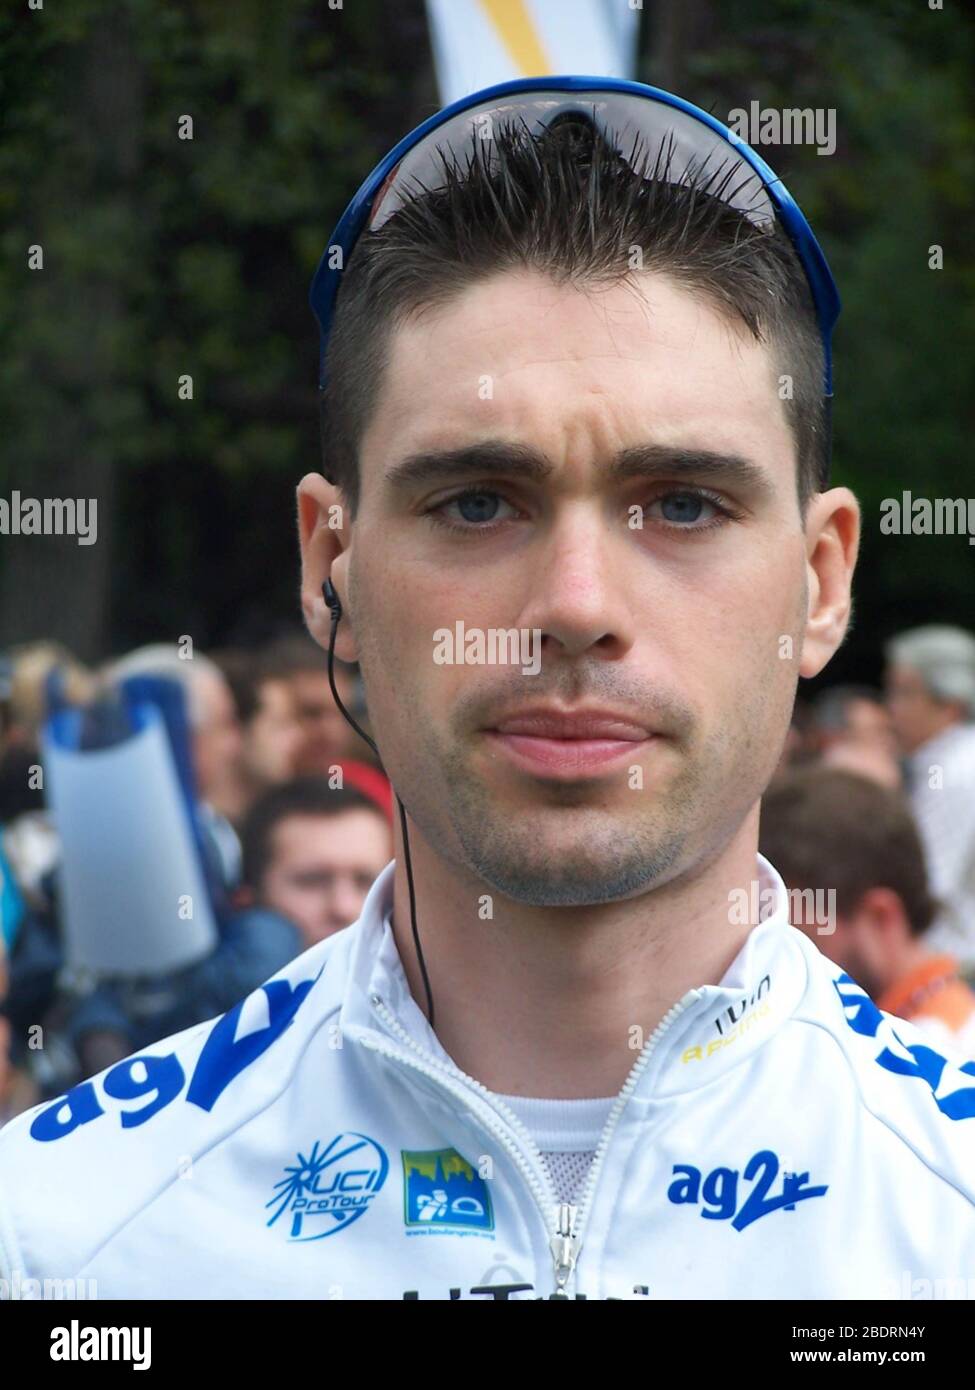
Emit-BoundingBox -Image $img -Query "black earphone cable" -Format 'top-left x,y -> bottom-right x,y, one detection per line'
321,578 -> 435,1029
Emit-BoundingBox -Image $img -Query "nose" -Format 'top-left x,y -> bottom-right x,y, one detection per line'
517,501 -> 636,660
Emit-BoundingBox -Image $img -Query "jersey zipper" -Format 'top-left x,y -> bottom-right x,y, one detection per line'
565,990 -> 700,1291
360,987 -> 700,1298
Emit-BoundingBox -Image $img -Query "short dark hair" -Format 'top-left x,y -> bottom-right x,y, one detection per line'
241,776 -> 385,889
322,116 -> 827,518
759,768 -> 938,936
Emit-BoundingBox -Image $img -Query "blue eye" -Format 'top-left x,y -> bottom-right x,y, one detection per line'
428,489 -> 516,531
453,491 -> 502,524
650,492 -> 718,526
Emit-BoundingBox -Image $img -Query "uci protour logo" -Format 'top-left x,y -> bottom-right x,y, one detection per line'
266,1133 -> 389,1241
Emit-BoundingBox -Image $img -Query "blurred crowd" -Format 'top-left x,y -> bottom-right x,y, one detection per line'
0,634 -> 393,1125
763,625 -> 975,1056
2,622 -> 975,1128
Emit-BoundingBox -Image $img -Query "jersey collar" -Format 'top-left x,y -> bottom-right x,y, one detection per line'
340,852 -> 809,1099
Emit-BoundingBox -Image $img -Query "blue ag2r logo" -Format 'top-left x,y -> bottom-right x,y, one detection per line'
267,1133 -> 389,1241
30,970 -> 321,1142
668,1149 -> 827,1231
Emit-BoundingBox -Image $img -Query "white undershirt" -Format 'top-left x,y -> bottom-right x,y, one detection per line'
491,1093 -> 615,1207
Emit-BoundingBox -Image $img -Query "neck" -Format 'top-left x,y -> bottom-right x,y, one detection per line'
390,806 -> 765,1099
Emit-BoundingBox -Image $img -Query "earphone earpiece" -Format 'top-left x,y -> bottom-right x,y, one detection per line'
322,577 -> 342,621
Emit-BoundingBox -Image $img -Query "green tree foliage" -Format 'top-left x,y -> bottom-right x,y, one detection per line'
0,0 -> 433,655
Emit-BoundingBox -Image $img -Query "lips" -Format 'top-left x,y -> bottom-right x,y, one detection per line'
490,708 -> 650,740
484,706 -> 654,779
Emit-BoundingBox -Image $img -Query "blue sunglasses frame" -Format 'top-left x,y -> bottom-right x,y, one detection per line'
310,73 -> 840,419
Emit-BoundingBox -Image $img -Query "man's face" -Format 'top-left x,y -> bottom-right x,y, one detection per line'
244,678 -> 301,784
817,696 -> 900,785
845,697 -> 896,753
193,669 -> 244,809
290,668 -> 357,774
259,808 -> 392,946
789,894 -> 900,1001
884,663 -> 951,754
314,268 -> 856,906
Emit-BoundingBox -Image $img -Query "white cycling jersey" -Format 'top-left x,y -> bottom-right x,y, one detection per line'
2,854 -> 974,1302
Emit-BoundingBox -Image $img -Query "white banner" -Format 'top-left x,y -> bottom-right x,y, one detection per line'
425,0 -> 642,108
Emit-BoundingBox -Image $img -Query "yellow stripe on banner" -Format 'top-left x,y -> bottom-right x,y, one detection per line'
478,0 -> 553,76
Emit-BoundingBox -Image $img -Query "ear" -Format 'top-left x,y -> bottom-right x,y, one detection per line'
296,472 -> 359,663
799,486 -> 861,679
855,886 -> 905,936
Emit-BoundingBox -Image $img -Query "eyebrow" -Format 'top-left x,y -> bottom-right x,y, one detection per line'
384,440 -> 775,500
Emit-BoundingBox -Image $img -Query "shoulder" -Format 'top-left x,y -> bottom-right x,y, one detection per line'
789,927 -> 975,1204
0,925 -> 354,1283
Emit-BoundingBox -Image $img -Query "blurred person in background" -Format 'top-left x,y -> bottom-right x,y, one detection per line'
238,771 -> 393,949
262,634 -> 366,775
0,642 -> 89,903
213,648 -> 303,821
0,936 -> 10,1122
807,683 -> 901,787
0,649 -> 68,1106
0,750 -> 35,1128
0,666 -> 42,1124
107,644 -> 245,893
47,642 -> 302,1079
4,641 -> 96,744
761,766 -> 975,1056
0,914 -> 39,1127
62,894 -> 304,1080
884,625 -> 975,973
